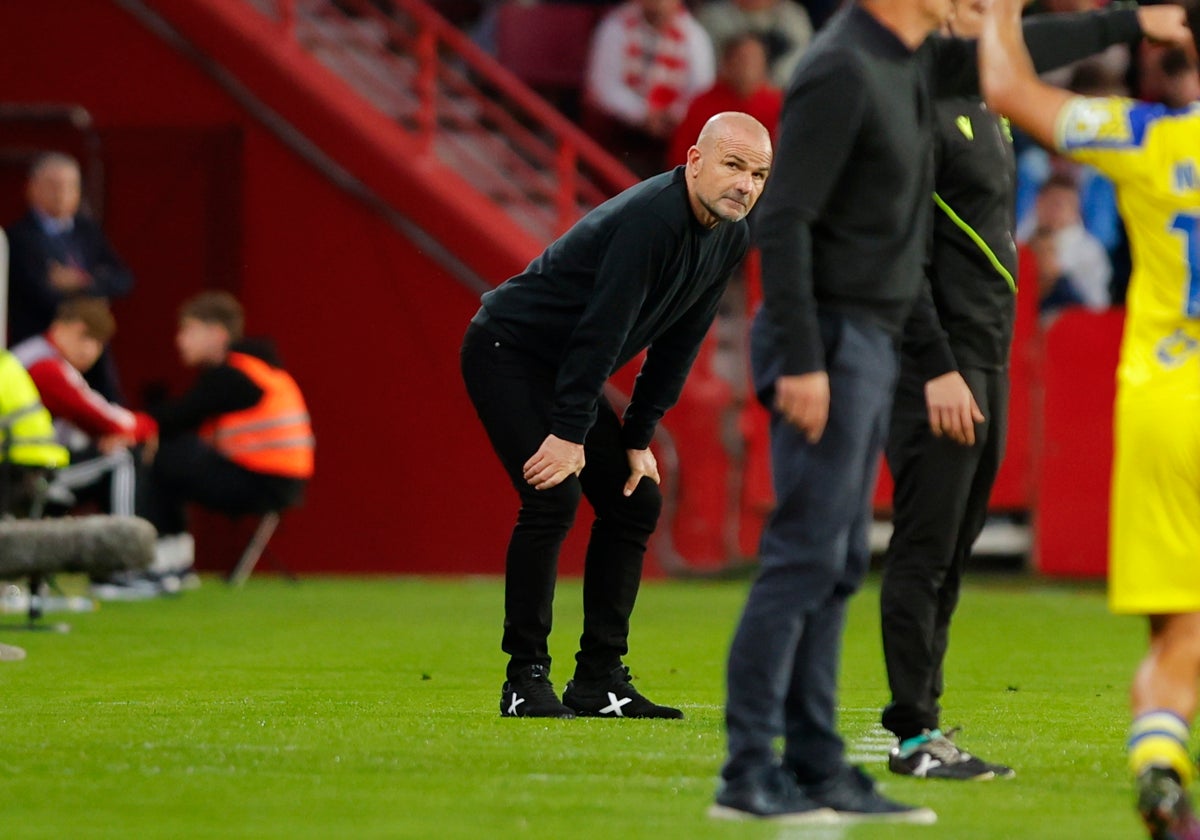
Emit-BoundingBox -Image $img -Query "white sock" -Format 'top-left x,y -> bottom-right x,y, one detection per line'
173,533 -> 195,572
150,533 -> 195,574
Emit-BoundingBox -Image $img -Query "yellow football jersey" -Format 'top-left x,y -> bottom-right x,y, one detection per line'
1056,97 -> 1200,394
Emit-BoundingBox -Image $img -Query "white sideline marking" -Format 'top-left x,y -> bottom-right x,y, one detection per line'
525,773 -> 708,788
776,825 -> 848,840
846,723 -> 895,764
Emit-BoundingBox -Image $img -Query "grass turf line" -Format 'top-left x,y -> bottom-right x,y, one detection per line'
0,575 -> 1147,839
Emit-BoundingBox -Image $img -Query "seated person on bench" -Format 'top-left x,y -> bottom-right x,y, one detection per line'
143,292 -> 314,578
11,299 -> 163,599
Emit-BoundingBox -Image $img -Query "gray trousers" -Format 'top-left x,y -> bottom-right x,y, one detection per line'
723,310 -> 897,785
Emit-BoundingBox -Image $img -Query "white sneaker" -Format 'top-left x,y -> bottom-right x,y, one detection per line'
174,533 -> 195,569
151,533 -> 196,576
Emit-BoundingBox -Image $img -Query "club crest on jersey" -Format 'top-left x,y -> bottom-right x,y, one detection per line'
1155,328 -> 1200,368
1060,99 -> 1132,148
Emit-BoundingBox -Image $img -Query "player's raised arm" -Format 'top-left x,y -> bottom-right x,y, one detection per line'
979,0 -> 1073,148
982,0 -> 1191,148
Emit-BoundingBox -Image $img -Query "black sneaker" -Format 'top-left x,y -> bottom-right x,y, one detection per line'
980,757 -> 1016,779
942,726 -> 1015,778
1137,767 -> 1200,840
708,765 -> 838,824
803,765 -> 937,824
500,665 -> 575,718
888,728 -> 999,781
563,665 -> 683,719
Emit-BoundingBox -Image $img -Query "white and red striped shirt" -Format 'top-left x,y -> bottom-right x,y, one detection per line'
585,1 -> 715,126
11,334 -> 156,450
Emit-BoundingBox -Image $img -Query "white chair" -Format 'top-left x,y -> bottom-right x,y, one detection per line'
226,507 -> 301,587
227,511 -> 284,587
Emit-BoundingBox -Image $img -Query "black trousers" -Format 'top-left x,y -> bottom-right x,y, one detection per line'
460,322 -> 663,683
141,436 -> 306,536
879,364 -> 1008,741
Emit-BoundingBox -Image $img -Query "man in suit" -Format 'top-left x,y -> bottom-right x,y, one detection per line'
5,152 -> 134,399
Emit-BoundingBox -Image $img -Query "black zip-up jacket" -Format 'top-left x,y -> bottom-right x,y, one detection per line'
912,4 -> 1141,374
756,4 -> 1141,378
920,99 -> 1019,372
473,167 -> 748,450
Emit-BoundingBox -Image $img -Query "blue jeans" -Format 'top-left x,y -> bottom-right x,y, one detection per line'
723,309 -> 898,785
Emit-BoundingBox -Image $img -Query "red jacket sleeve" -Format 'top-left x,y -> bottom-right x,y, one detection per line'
26,357 -> 152,441
132,412 -> 158,442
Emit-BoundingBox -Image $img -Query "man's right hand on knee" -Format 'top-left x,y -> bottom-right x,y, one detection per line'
523,435 -> 585,490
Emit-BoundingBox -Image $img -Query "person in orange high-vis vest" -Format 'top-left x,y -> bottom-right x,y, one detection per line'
198,352 -> 314,480
143,292 -> 313,583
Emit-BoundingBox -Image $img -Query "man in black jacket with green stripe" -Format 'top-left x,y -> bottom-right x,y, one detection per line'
878,0 -> 1179,781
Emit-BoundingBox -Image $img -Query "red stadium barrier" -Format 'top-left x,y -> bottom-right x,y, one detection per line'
667,333 -> 737,568
1034,308 -> 1124,576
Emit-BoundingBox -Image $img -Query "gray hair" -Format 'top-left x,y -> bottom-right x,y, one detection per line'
28,151 -> 80,180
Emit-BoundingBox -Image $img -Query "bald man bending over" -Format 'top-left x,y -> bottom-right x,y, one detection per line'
462,113 -> 773,719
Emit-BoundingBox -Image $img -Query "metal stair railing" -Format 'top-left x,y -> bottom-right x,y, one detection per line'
244,0 -> 636,243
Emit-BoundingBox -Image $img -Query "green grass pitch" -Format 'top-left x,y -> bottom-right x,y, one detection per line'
1,573 -> 1153,838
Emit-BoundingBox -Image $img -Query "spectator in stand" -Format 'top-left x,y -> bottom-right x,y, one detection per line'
1029,63 -> 1132,301
1024,173 -> 1112,321
143,292 -> 314,585
668,34 -> 783,167
5,153 -> 134,401
583,0 -> 715,178
697,0 -> 813,88
1013,0 -> 1131,264
1160,46 -> 1200,108
1015,63 -> 1127,257
1065,63 -> 1127,257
